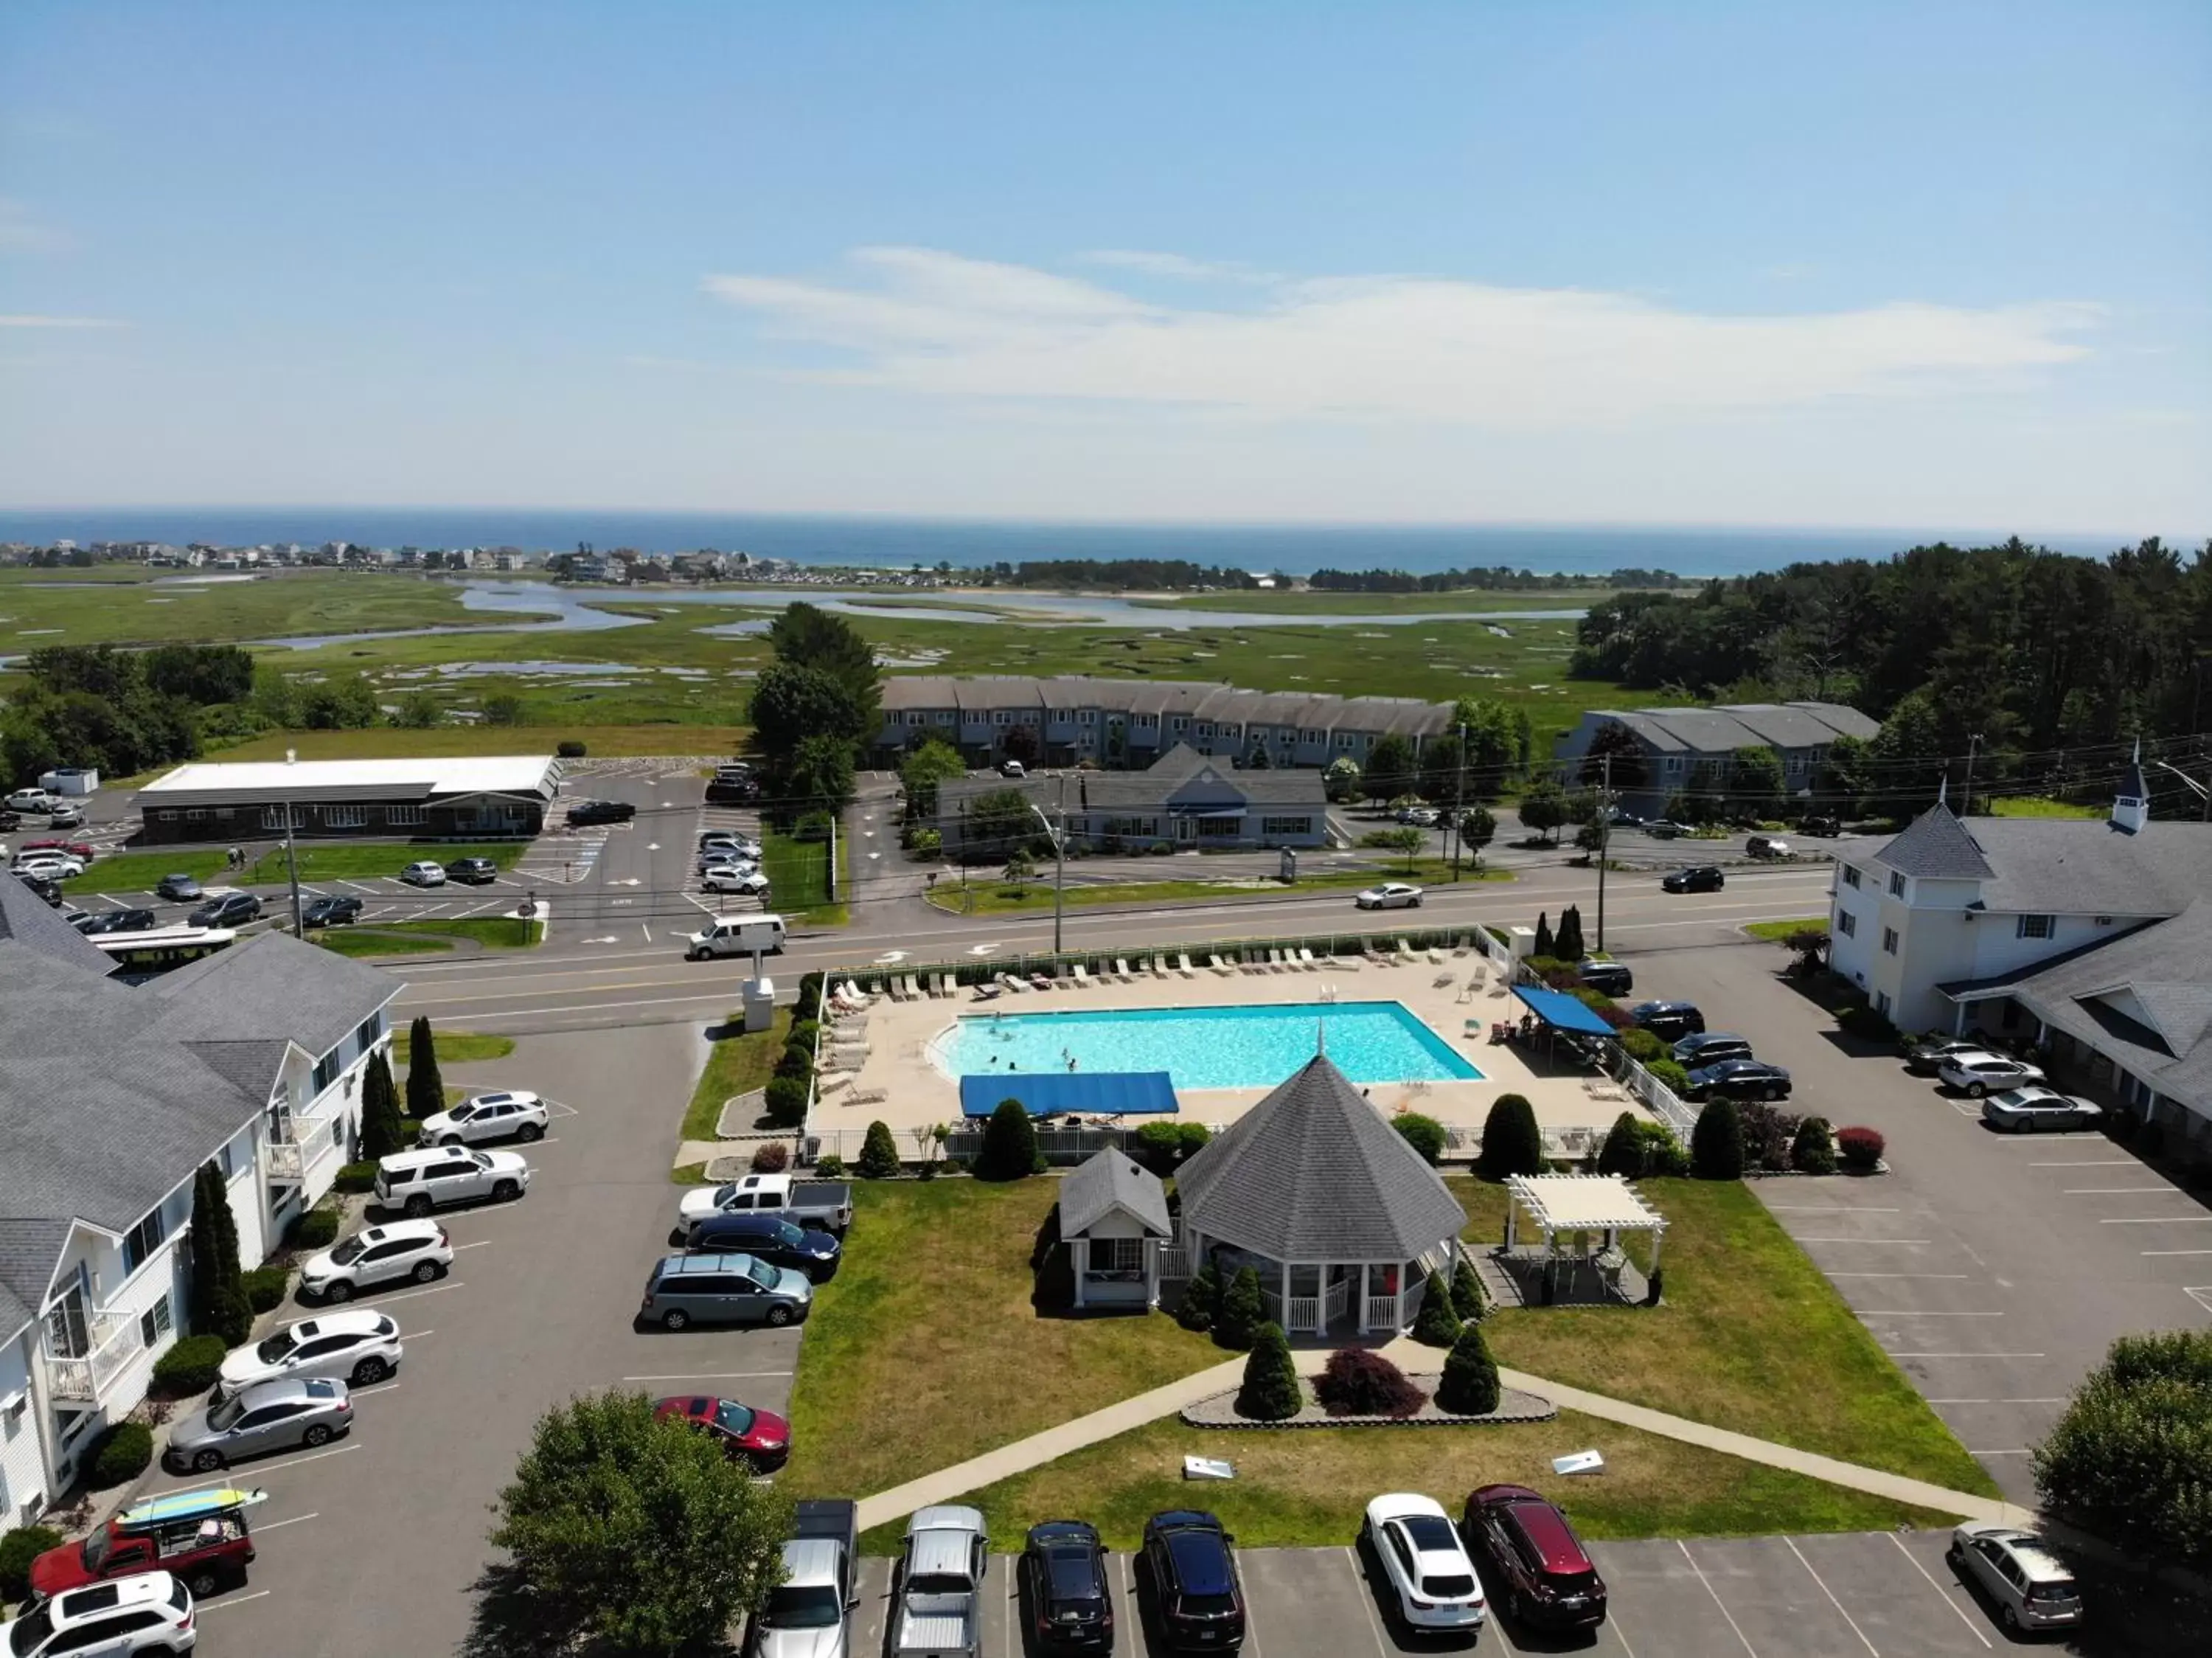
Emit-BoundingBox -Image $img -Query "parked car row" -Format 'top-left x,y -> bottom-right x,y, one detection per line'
398,855 -> 500,887
1903,1034 -> 2101,1130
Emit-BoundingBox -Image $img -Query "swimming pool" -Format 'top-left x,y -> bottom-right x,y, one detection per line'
931,1002 -> 1481,1092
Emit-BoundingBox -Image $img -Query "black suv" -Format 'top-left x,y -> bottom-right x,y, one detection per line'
189,891 -> 261,928
445,856 -> 499,885
75,907 -> 157,936
682,1213 -> 841,1280
1629,1000 -> 1705,1041
1141,1510 -> 1245,1651
303,894 -> 364,928
1576,960 -> 1633,996
1672,1032 -> 1753,1069
1798,814 -> 1843,837
566,798 -> 636,825
1022,1520 -> 1113,1653
1660,865 -> 1725,893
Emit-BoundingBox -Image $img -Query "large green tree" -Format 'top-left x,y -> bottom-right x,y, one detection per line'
899,738 -> 967,825
1364,734 -> 1417,802
1517,780 -> 1568,844
2034,1330 -> 2212,1566
767,601 -> 880,724
404,1016 -> 445,1123
958,786 -> 1043,864
784,732 -> 858,816
748,662 -> 872,763
1725,745 -> 1788,820
1579,721 -> 1649,791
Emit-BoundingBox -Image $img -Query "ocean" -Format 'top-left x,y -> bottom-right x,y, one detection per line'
0,509 -> 2119,579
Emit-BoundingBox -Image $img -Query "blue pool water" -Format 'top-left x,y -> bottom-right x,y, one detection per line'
933,1002 -> 1481,1092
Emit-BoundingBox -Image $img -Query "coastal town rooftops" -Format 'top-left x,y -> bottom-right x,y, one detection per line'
1873,803 -> 2212,914
138,754 -> 560,806
1578,701 -> 1878,755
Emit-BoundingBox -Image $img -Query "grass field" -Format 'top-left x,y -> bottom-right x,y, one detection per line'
202,724 -> 750,763
250,841 -> 526,882
393,1027 -> 515,1067
371,916 -> 543,948
925,861 -> 1510,916
1985,795 -> 2106,819
681,1007 -> 793,1142
1743,917 -> 1828,942
1130,586 -> 1630,615
762,828 -> 849,925
315,929 -> 452,957
61,850 -> 231,894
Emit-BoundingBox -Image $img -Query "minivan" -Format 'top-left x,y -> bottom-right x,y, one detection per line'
639,1252 -> 813,1331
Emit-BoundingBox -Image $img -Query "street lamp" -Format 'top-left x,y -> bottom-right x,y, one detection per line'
1026,778 -> 1068,955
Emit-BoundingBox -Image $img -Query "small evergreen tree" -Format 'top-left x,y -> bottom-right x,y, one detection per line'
1450,1257 -> 1487,1322
855,1119 -> 902,1180
358,1049 -> 405,1160
404,1014 -> 445,1122
1556,906 -> 1585,961
1691,1097 -> 1746,1179
188,1163 -> 251,1345
1411,1277 -> 1463,1347
1435,1323 -> 1502,1415
1175,1263 -> 1220,1333
1213,1266 -> 1266,1350
1791,1115 -> 1838,1174
1392,1112 -> 1446,1165
974,1098 -> 1040,1181
1532,911 -> 1554,958
1477,1093 -> 1543,1179
1596,1110 -> 1645,1177
1234,1322 -> 1302,1421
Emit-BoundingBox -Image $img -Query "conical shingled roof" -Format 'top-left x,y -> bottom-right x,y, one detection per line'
1175,1055 -> 1468,1261
1877,804 -> 1995,881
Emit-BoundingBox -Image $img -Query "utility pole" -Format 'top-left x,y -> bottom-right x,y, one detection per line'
1961,733 -> 1983,817
1450,721 -> 1468,881
1595,753 -> 1611,954
282,801 -> 305,937
1052,771 -> 1067,956
826,808 -> 838,904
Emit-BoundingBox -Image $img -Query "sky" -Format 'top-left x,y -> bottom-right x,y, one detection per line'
1,1 -> 2207,535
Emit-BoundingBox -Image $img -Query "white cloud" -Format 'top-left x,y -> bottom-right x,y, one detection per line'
1076,249 -> 1273,283
0,199 -> 72,254
702,248 -> 2101,427
0,314 -> 125,328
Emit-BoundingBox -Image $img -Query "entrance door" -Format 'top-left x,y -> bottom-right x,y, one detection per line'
1175,816 -> 1196,844
45,1282 -> 90,1359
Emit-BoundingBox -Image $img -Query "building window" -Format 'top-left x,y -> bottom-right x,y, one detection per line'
1197,816 -> 1239,839
323,805 -> 367,828
122,1210 -> 169,1275
312,1049 -> 341,1095
1172,718 -> 1188,734
139,1293 -> 173,1350
1261,816 -> 1312,836
1301,729 -> 1322,743
1841,864 -> 1861,889
261,803 -> 302,830
2016,914 -> 2053,940
354,1010 -> 384,1053
1888,871 -> 1907,898
993,710 -> 1010,726
386,805 -> 425,826
905,712 -> 924,726
1103,817 -> 1153,838
1882,926 -> 1899,956
1664,756 -> 1683,774
185,808 -> 207,822
1836,912 -> 1857,937
1088,1238 -> 1144,1276
1080,710 -> 1094,724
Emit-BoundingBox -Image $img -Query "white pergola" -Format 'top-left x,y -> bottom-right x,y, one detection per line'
1503,1174 -> 1668,1273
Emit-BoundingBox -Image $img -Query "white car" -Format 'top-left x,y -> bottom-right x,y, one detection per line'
12,856 -> 83,881
217,1307 -> 403,1395
703,867 -> 769,897
398,860 -> 448,887
1936,1050 -> 2048,1097
417,1089 -> 548,1147
1355,882 -> 1425,910
299,1218 -> 454,1302
1,1571 -> 197,1654
1949,1523 -> 2083,1634
1362,1493 -> 1487,1631
375,1145 -> 532,1215
4,788 -> 59,814
1980,1086 -> 2103,1134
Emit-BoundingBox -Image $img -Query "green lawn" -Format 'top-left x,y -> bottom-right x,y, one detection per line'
393,1027 -> 515,1067
762,828 -> 849,926
63,850 -> 232,894
314,929 -> 453,957
1986,795 -> 2105,819
1744,917 -> 1828,942
248,841 -> 526,883
681,1007 -> 793,1142
1450,1176 -> 1998,1496
205,723 -> 751,763
379,916 -> 543,948
872,1407 -> 1966,1555
925,860 -> 1509,917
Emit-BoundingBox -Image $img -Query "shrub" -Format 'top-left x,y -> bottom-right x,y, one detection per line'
333,1159 -> 380,1194
1132,1120 -> 1197,1175
788,1019 -> 821,1053
1791,1116 -> 1837,1175
775,1041 -> 814,1082
1393,1113 -> 1446,1166
1316,1347 -> 1426,1418
1618,1027 -> 1666,1063
1213,1267 -> 1266,1350
90,1421 -> 154,1487
1638,1120 -> 1690,1176
974,1098 -> 1042,1182
288,1206 -> 340,1249
1737,1102 -> 1802,1173
795,973 -> 826,1022
1836,1002 -> 1896,1043
909,828 -> 943,859
1837,1125 -> 1885,1171
1450,1257 -> 1488,1322
1477,1093 -> 1543,1179
1434,1324 -> 1502,1415
358,1049 -> 406,1161
151,1333 -> 228,1396
2034,1329 -> 2212,1564
243,1264 -> 291,1313
749,1142 -> 790,1174
2137,1120 -> 2168,1158
1646,1058 -> 1691,1095
813,1152 -> 846,1179
758,1075 -> 806,1129
1690,1098 -> 1745,1179
0,1527 -> 63,1604
856,1120 -> 902,1179
1596,1111 -> 1645,1176
1175,1263 -> 1220,1333
1411,1278 -> 1463,1347
1234,1323 -> 1304,1421
555,739 -> 587,758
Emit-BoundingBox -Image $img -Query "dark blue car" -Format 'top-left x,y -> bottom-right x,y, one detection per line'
682,1212 -> 841,1280
1142,1510 -> 1245,1652
1684,1058 -> 1793,1102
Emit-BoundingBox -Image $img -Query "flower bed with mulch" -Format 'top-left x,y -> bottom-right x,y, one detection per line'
1180,1377 -> 1554,1430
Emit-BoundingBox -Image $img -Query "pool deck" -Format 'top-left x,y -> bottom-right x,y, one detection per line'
818,954 -> 1655,1144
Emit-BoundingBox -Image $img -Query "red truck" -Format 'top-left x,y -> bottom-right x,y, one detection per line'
29,1486 -> 262,1600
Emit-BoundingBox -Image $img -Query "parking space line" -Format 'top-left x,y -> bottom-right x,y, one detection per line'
148,1444 -> 355,1493
1340,1548 -> 1394,1657
1783,1538 -> 1877,1657
371,1282 -> 463,1305
1765,1205 -> 1901,1213
2101,1216 -> 2212,1224
1887,1535 -> 1991,1649
2031,1159 -> 2133,1167
451,1240 -> 493,1251
351,1382 -> 400,1397
619,1370 -> 796,1382
2142,1249 -> 2212,1257
2065,1186 -> 2180,1194
197,1590 -> 274,1612
1676,1541 -> 1758,1657
253,1511 -> 321,1532
1885,1351 -> 2045,1359
340,880 -> 379,893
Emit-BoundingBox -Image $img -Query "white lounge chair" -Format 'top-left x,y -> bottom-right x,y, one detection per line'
1453,935 -> 1472,957
905,973 -> 925,999
1177,953 -> 1199,978
1395,938 -> 1418,963
1427,946 -> 1447,965
1130,957 -> 1151,978
1073,962 -> 1093,989
998,972 -> 1029,994
1268,949 -> 1290,971
1208,954 -> 1234,976
841,979 -> 872,1006
1112,957 -> 1132,982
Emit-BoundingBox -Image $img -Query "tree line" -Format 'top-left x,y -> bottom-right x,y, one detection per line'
1308,565 -> 1683,592
742,603 -> 881,825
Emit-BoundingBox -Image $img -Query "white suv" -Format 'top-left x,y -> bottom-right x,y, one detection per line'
299,1219 -> 454,1302
0,1571 -> 196,1654
218,1308 -> 403,1395
374,1146 -> 532,1215
1936,1051 -> 2048,1098
417,1089 -> 548,1147
702,867 -> 768,896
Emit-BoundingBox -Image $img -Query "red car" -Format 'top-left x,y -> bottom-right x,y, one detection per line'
1461,1485 -> 1607,1631
20,837 -> 94,859
653,1395 -> 790,1471
31,1489 -> 259,1600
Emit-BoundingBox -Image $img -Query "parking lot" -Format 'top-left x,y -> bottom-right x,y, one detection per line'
1622,942 -> 2212,1508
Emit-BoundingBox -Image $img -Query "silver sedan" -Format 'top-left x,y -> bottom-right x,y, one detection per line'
164,1376 -> 354,1472
1980,1086 -> 2104,1133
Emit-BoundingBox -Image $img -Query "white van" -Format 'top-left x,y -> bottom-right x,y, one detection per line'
686,913 -> 787,961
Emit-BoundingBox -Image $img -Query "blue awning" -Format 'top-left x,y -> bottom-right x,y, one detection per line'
959,1072 -> 1180,1119
1509,984 -> 1618,1037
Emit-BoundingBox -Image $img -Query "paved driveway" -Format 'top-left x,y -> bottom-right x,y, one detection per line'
1621,943 -> 2212,1508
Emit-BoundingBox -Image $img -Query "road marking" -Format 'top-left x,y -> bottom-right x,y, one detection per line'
2144,1249 -> 2212,1257
1795,1238 -> 1930,1245
1784,1537 -> 1877,1657
369,1282 -> 463,1305
1888,1533 -> 1991,1649
1342,1547 -> 1394,1658
2102,1216 -> 2212,1224
341,880 -> 380,893
2031,1159 -> 2134,1167
2065,1186 -> 2179,1194
252,1511 -> 321,1532
1855,1310 -> 2003,1317
619,1370 -> 797,1383
197,1590 -> 274,1612
451,1239 -> 494,1251
2187,1287 -> 2212,1317
1885,1351 -> 2045,1359
150,1444 -> 355,1492
1676,1541 -> 1758,1657
1826,1273 -> 1970,1280
1969,1448 -> 2033,1456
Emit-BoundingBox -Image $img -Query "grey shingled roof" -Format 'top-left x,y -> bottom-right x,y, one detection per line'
1966,820 -> 2212,916
1060,1150 -> 1172,1238
0,1218 -> 71,1342
140,931 -> 399,1055
1176,1055 -> 1468,1261
1078,746 -> 1326,810
1874,805 -> 1997,881
0,872 -> 117,974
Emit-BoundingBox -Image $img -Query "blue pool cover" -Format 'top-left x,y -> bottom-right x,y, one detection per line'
959,1072 -> 1180,1119
1510,984 -> 1618,1037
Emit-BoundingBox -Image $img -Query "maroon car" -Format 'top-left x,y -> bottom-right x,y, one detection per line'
1461,1485 -> 1607,1631
19,837 -> 94,859
653,1395 -> 790,1471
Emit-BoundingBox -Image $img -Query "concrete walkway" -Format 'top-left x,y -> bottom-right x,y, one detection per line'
854,1336 -> 2034,1534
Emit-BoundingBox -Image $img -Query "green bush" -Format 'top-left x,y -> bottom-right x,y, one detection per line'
2034,1330 -> 2212,1564
152,1334 -> 228,1396
749,1142 -> 790,1173
1791,1116 -> 1838,1175
775,1041 -> 814,1082
814,1152 -> 846,1179
1175,1263 -> 1220,1333
762,1075 -> 809,1129
91,1421 -> 154,1488
975,1098 -> 1042,1182
795,973 -> 826,1022
1213,1267 -> 1265,1350
1596,1111 -> 1645,1176
1393,1112 -> 1446,1166
1133,1120 -> 1203,1175
1435,1324 -> 1503,1415
1646,1058 -> 1691,1095
1411,1278 -> 1463,1347
788,1019 -> 821,1053
1836,1001 -> 1896,1042
243,1265 -> 291,1313
855,1120 -> 902,1179
1637,1120 -> 1690,1176
333,1160 -> 380,1194
1450,1257 -> 1488,1322
1691,1098 -> 1745,1179
288,1206 -> 340,1249
909,828 -> 943,859
1234,1322 -> 1303,1421
1476,1093 -> 1543,1179
555,739 -> 587,757
0,1526 -> 63,1604
1618,1027 -> 1666,1063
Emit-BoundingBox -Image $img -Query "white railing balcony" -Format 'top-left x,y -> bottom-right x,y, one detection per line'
44,1314 -> 141,1404
265,1114 -> 338,1185
1157,1245 -> 1191,1280
1367,1292 -> 1402,1331
1287,1294 -> 1321,1331
1323,1277 -> 1352,1322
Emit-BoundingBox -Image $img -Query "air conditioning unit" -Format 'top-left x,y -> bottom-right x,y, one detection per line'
2094,915 -> 2113,926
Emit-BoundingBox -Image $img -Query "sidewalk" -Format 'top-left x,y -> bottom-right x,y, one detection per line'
854,1336 -> 2034,1534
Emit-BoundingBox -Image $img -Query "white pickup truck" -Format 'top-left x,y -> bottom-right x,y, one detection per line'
746,1499 -> 857,1658
675,1172 -> 855,1237
893,1506 -> 988,1658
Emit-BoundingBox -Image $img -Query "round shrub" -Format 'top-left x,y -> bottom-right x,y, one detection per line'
775,1041 -> 815,1082
1234,1322 -> 1303,1422
1316,1347 -> 1426,1418
1213,1267 -> 1266,1350
333,1160 -> 379,1195
1393,1113 -> 1446,1166
1175,1263 -> 1220,1333
814,1152 -> 846,1179
1836,1125 -> 1885,1172
762,1075 -> 809,1129
243,1265 -> 291,1313
1597,1111 -> 1645,1176
795,973 -> 826,1022
1690,1098 -> 1745,1179
1646,1058 -> 1691,1095
1434,1324 -> 1502,1415
91,1421 -> 154,1488
1791,1116 -> 1837,1175
1638,1120 -> 1690,1176
1618,1027 -> 1666,1064
555,739 -> 587,758
0,1526 -> 62,1604
1477,1093 -> 1543,1180
1411,1279 -> 1463,1347
975,1098 -> 1042,1182
288,1207 -> 340,1249
1132,1120 -> 1193,1175
750,1141 -> 790,1174
856,1120 -> 902,1179
1737,1102 -> 1801,1173
152,1333 -> 227,1396
788,1019 -> 821,1053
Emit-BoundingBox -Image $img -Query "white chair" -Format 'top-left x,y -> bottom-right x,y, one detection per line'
1296,947 -> 1319,971
1113,957 -> 1133,982
1178,954 -> 1200,979
1208,954 -> 1234,976
1073,962 -> 1093,989
904,974 -> 924,1000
